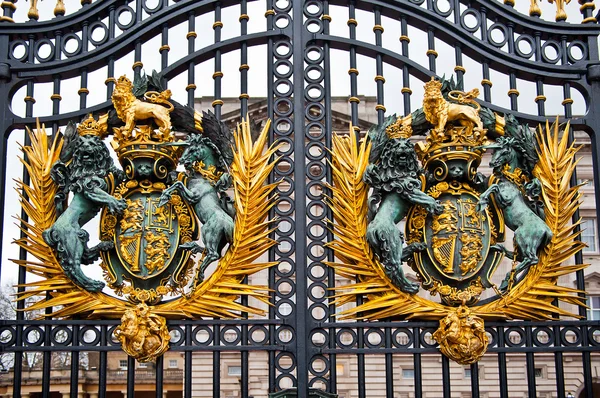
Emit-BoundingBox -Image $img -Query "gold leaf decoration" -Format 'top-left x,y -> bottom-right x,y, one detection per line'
15,118 -> 280,319
328,121 -> 586,321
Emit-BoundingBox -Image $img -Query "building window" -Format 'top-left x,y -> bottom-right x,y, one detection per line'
119,360 -> 127,369
535,368 -> 543,378
138,362 -> 148,368
587,296 -> 600,320
465,368 -> 471,378
582,218 -> 597,253
228,365 -> 242,376
169,359 -> 178,368
402,368 -> 414,378
577,178 -> 594,188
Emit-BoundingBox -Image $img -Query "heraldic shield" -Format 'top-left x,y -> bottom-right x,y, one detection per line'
100,177 -> 198,295
407,182 -> 504,305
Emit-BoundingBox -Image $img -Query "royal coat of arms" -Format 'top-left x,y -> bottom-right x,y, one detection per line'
328,76 -> 587,365
15,71 -> 281,362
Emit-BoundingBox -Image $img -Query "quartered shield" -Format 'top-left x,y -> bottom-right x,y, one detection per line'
100,181 -> 198,293
407,182 -> 504,304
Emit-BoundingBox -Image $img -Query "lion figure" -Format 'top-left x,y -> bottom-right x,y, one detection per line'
423,78 -> 483,140
43,116 -> 126,292
112,75 -> 174,137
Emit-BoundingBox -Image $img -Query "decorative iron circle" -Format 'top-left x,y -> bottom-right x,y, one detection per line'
80,326 -> 101,346
248,325 -> 269,345
275,278 -> 296,299
115,5 -> 136,30
309,355 -> 330,376
34,38 -> 56,63
532,326 -> 553,347
221,326 -> 242,346
514,34 -> 536,59
560,326 -> 582,346
274,60 -> 293,79
336,328 -> 357,348
61,33 -> 82,57
504,327 -> 525,347
541,40 -> 562,64
88,21 -> 109,47
364,328 -> 385,348
0,327 -> 16,347
487,23 -> 508,48
304,17 -> 323,34
192,326 -> 213,346
23,326 -> 44,346
307,281 -> 327,301
142,0 -> 163,14
304,0 -> 323,16
168,326 -> 184,346
420,328 -> 438,348
461,9 -> 482,33
9,39 -> 29,62
392,328 -> 413,348
308,262 -> 326,281
432,0 -> 453,17
567,40 -> 588,63
51,326 -> 73,346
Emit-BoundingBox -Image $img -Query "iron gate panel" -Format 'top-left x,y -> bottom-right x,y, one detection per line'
0,1 -> 598,397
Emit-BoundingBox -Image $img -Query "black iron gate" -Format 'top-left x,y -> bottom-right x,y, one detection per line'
0,1 -> 599,397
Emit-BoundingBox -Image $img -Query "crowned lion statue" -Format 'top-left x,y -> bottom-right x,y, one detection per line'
111,75 -> 174,137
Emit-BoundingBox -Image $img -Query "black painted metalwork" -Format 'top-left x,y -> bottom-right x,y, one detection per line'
0,1 -> 598,397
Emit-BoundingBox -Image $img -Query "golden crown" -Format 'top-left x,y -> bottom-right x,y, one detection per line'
424,77 -> 443,97
386,116 -> 412,139
111,125 -> 181,168
78,114 -> 108,139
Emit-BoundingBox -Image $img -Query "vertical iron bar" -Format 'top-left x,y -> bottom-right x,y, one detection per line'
323,1 -> 336,394
155,355 -> 164,398
470,363 -> 480,398
240,0 -> 249,117
213,324 -> 221,398
508,71 -> 518,111
160,23 -> 169,78
400,16 -> 411,115
187,11 -> 196,107
293,0 -> 309,394
348,1 -> 359,128
385,326 -> 394,398
497,326 -> 509,398
185,324 -> 192,398
374,7 -> 385,125
98,326 -> 107,398
553,323 -> 566,398
441,354 -> 450,398
426,26 -> 436,73
70,324 -> 80,398
265,0 -> 277,391
127,356 -> 135,398
213,3 -> 223,119
413,327 -> 422,398
525,326 -> 537,398
535,78 -> 546,116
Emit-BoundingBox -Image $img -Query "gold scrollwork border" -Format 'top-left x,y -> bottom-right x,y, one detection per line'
15,119 -> 280,319
327,122 -> 587,321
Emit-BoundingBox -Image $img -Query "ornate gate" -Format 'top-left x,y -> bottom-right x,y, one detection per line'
0,1 -> 599,397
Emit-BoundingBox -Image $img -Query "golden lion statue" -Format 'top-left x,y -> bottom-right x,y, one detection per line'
423,77 -> 483,140
112,75 -> 174,136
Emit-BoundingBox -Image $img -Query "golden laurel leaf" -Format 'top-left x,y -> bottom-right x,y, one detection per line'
15,118 -> 280,319
328,121 -> 587,321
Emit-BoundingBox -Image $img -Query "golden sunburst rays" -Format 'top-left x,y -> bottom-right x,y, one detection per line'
327,121 -> 586,321
15,118 -> 280,319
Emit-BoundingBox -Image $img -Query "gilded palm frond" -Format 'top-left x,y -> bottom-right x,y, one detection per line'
160,118 -> 281,318
328,121 -> 586,321
16,118 -> 280,319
